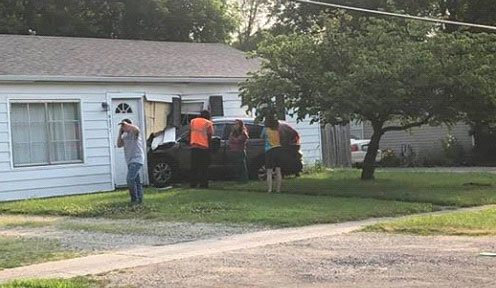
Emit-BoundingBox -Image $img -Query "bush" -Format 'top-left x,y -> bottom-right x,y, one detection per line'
441,134 -> 465,166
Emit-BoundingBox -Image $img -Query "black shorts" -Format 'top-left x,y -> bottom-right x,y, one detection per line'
266,147 -> 283,169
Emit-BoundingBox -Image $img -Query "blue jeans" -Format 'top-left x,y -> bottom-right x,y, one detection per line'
127,162 -> 143,203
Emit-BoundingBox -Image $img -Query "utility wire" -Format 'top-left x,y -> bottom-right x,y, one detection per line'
294,0 -> 496,32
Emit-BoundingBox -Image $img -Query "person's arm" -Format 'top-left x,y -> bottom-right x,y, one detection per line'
130,125 -> 140,139
207,123 -> 214,140
117,127 -> 124,148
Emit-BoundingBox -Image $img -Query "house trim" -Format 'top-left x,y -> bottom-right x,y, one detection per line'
0,75 -> 247,84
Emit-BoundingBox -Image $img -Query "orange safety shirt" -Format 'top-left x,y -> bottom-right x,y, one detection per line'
190,117 -> 214,149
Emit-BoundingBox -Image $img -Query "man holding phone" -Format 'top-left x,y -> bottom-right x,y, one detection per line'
117,119 -> 145,204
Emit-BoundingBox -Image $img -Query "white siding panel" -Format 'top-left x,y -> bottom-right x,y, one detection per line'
0,165 -> 110,183
0,104 -> 6,113
0,143 -> 8,152
0,113 -> 6,122
0,173 -> 110,192
82,111 -> 108,120
86,138 -> 110,148
83,102 -> 107,112
86,147 -> 110,158
363,121 -> 472,161
0,123 -> 7,132
0,152 -> 9,162
86,155 -> 111,165
0,162 -> 10,171
84,120 -> 108,130
286,116 -> 322,164
85,129 -> 109,140
0,182 -> 114,202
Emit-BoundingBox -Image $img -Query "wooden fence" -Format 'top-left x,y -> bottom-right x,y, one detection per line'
321,123 -> 352,167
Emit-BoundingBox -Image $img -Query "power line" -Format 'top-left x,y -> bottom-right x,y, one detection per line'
294,0 -> 496,32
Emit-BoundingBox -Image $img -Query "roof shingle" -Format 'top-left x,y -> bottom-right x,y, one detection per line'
0,35 -> 260,80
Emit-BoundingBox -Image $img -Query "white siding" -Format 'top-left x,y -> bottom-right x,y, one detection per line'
285,116 -> 322,165
0,91 -> 113,202
363,121 -> 473,163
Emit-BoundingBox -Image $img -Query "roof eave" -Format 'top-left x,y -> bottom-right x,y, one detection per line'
0,75 -> 248,84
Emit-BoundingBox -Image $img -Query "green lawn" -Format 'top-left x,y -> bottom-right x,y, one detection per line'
0,237 -> 76,270
0,277 -> 100,288
364,207 -> 496,236
213,170 -> 496,207
0,188 -> 435,227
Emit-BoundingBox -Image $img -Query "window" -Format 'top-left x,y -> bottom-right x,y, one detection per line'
246,124 -> 262,139
10,102 -> 83,167
115,103 -> 133,114
213,124 -> 225,138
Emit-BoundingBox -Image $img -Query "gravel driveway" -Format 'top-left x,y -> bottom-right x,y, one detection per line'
0,215 -> 266,252
98,232 -> 496,288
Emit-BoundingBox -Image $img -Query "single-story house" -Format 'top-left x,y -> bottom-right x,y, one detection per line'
0,34 -> 322,201
352,121 -> 473,164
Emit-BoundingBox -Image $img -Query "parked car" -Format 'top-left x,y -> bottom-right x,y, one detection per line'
351,139 -> 382,167
147,117 -> 303,187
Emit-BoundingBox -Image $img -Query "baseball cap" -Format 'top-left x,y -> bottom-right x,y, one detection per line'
118,118 -> 132,125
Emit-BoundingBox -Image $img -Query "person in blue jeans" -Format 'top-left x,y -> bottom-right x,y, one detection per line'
117,119 -> 145,204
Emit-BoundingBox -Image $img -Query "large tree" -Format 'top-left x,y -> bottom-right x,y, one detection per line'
241,16 -> 496,179
231,0 -> 271,51
268,0 -> 496,35
0,0 -> 236,43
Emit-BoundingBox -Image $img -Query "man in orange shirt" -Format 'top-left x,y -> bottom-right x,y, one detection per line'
190,110 -> 214,188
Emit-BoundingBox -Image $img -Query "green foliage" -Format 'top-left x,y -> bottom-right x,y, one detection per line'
0,0 -> 236,43
241,15 -> 496,179
440,134 -> 465,165
364,207 -> 496,236
267,0 -> 496,35
380,148 -> 401,167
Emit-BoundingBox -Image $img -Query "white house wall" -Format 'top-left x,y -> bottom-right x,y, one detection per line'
0,88 -> 113,201
0,82 -> 241,201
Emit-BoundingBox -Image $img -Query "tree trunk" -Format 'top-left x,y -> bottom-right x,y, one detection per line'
361,124 -> 383,180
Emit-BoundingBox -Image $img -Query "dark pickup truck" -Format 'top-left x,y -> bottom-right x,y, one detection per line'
147,117 -> 303,187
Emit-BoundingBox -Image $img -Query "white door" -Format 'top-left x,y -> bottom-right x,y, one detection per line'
111,99 -> 143,187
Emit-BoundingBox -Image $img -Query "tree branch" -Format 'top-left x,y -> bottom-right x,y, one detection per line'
381,116 -> 432,133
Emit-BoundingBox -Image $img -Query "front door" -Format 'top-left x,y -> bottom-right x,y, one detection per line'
111,99 -> 143,187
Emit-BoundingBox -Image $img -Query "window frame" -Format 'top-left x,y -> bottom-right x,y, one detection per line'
9,100 -> 85,168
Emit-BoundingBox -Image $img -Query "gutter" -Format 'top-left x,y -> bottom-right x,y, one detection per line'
0,75 -> 248,84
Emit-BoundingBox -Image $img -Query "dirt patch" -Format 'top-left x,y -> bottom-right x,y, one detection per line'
98,233 -> 496,288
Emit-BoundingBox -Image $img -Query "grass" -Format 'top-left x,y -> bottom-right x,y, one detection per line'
0,188 -> 436,227
0,217 -> 58,229
0,237 -> 76,269
212,170 -> 496,207
364,207 -> 496,236
0,277 -> 100,288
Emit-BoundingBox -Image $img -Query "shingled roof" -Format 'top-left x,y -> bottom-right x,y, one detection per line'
0,34 -> 260,82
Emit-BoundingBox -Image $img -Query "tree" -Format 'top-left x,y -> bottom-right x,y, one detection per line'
0,0 -> 236,43
267,0 -> 496,35
231,0 -> 271,51
241,16 -> 496,179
